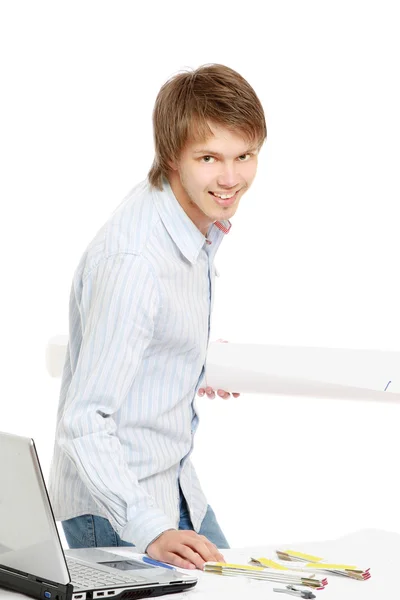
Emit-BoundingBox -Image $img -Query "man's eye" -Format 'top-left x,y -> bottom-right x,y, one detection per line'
201,156 -> 215,163
238,153 -> 251,161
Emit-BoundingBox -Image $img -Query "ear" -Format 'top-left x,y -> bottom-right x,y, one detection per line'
168,159 -> 178,171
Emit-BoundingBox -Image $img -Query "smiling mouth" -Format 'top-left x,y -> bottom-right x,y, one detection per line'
209,190 -> 239,199
209,189 -> 240,207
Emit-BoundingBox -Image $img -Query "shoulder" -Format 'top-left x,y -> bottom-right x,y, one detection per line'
79,180 -> 162,280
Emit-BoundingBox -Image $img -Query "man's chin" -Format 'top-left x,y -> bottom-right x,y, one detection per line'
197,197 -> 239,225
213,204 -> 238,221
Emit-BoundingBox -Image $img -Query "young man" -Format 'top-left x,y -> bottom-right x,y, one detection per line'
49,64 -> 267,570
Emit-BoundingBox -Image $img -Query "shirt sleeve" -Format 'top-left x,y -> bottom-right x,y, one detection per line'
57,252 -> 176,553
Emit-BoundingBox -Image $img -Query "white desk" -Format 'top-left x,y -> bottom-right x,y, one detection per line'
1,529 -> 397,599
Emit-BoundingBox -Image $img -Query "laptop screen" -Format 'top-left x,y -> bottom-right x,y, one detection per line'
0,432 -> 70,585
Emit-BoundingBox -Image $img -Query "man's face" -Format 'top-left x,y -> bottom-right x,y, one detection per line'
168,122 -> 260,234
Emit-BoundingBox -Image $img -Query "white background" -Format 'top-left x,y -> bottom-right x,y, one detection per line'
1,0 -> 400,549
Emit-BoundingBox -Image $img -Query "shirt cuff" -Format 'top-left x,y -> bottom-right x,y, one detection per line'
119,507 -> 177,553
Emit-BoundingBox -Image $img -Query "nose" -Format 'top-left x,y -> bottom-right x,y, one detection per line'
216,162 -> 241,189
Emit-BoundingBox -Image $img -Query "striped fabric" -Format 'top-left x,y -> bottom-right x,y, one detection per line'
48,178 -> 230,553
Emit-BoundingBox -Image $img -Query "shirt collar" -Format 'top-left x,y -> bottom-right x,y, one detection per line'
151,178 -> 231,264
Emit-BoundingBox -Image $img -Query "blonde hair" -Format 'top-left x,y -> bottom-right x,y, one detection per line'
148,64 -> 267,189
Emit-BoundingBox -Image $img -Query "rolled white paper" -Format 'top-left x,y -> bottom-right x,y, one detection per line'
205,342 -> 400,403
45,335 -> 68,378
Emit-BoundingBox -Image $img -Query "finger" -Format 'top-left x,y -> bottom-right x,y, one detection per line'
197,388 -> 205,396
161,551 -> 197,570
182,532 -> 223,563
217,389 -> 230,399
216,339 -> 228,343
232,392 -> 240,398
211,550 -> 225,562
189,539 -> 219,564
202,538 -> 225,562
206,387 -> 215,399
200,535 -> 222,554
176,545 -> 207,570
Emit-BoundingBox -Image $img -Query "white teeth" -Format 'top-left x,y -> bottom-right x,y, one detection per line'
212,192 -> 235,199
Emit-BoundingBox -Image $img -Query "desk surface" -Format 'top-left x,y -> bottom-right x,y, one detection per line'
1,528 -> 397,599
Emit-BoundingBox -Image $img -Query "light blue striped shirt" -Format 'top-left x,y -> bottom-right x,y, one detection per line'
49,178 -> 230,553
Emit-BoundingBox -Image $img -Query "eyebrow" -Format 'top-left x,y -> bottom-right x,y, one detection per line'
193,147 -> 258,157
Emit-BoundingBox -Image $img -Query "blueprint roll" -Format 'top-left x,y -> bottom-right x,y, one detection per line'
204,342 -> 400,403
45,335 -> 68,378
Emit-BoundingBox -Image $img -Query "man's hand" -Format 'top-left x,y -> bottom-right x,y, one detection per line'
198,339 -> 240,400
146,529 -> 225,570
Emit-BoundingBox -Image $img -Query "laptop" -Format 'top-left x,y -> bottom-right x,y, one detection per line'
0,432 -> 198,600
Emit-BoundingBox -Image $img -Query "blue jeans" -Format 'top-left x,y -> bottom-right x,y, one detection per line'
62,491 -> 229,550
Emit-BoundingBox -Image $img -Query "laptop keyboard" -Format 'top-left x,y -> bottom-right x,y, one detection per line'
67,559 -> 139,588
